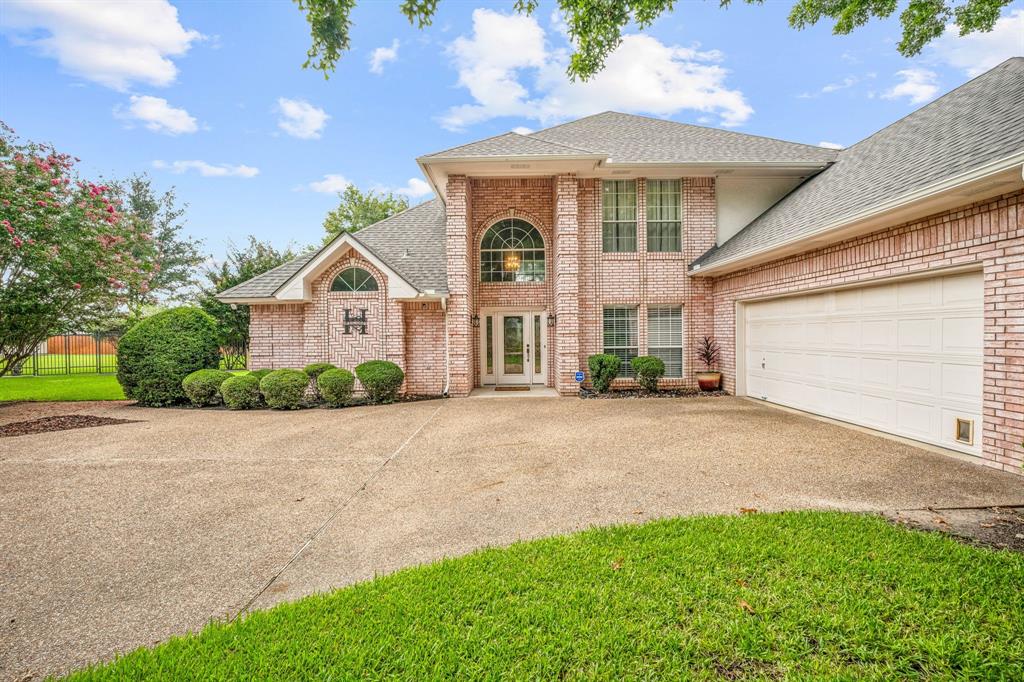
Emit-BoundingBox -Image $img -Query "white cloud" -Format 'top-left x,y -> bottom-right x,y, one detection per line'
511,126 -> 534,135
307,174 -> 351,193
440,9 -> 751,131
818,141 -> 844,150
930,9 -> 1024,76
882,68 -> 939,104
0,0 -> 201,90
369,39 -> 399,74
153,160 -> 259,178
393,178 -> 433,198
276,98 -> 329,139
116,95 -> 197,135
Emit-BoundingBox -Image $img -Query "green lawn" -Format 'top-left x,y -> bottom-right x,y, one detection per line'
67,512 -> 1024,680
1,354 -> 118,375
0,374 -> 125,401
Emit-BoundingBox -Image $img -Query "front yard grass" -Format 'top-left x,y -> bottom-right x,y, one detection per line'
0,374 -> 125,401
68,511 -> 1024,680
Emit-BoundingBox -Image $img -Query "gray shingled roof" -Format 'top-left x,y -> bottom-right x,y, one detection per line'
422,131 -> 596,159
530,111 -> 839,164
694,57 -> 1024,271
217,199 -> 447,300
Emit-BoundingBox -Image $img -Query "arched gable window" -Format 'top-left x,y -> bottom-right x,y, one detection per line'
331,267 -> 379,292
480,218 -> 545,283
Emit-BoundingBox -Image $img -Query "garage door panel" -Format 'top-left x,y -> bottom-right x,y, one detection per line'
743,271 -> 982,456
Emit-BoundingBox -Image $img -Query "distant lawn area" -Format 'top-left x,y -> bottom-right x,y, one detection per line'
67,512 -> 1024,680
0,374 -> 125,401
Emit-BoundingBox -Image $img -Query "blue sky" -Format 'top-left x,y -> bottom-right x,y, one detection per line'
2,1 -> 1021,262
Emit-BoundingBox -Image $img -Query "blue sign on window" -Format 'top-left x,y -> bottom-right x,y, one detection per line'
574,371 -> 585,383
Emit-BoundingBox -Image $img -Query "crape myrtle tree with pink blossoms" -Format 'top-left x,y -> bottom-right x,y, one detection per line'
0,122 -> 157,377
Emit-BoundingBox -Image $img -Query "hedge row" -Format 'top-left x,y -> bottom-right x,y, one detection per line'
586,353 -> 666,394
178,360 -> 405,410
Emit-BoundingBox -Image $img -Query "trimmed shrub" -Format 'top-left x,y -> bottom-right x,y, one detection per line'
303,362 -> 337,400
248,369 -> 273,382
631,355 -> 665,393
259,369 -> 309,410
182,369 -> 233,407
355,360 -> 404,404
221,374 -> 263,410
318,368 -> 355,407
587,354 -> 621,393
117,307 -> 221,406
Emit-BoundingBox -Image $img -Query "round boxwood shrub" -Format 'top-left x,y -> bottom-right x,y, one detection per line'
587,353 -> 621,393
117,307 -> 221,406
221,374 -> 264,410
182,369 -> 233,407
248,369 -> 272,383
355,360 -> 404,404
631,355 -> 665,393
317,368 -> 355,407
303,362 -> 337,400
259,369 -> 309,410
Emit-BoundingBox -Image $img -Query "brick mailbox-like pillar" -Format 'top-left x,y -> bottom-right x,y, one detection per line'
554,174 -> 581,395
444,175 -> 473,396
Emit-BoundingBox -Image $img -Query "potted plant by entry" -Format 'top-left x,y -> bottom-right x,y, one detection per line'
695,336 -> 722,391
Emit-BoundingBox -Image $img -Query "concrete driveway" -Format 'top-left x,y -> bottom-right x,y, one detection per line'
1,395 -> 1021,679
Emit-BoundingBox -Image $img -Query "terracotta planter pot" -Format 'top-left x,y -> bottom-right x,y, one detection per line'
695,371 -> 722,392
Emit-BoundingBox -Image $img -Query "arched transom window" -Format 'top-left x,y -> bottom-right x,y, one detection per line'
331,267 -> 379,292
480,218 -> 545,283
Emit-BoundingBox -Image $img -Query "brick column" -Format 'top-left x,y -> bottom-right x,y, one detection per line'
444,175 -> 473,396
554,174 -> 580,395
682,177 -> 718,388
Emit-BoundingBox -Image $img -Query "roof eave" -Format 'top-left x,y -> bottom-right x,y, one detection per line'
690,153 -> 1024,276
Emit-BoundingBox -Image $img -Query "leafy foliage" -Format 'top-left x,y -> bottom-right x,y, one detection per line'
116,307 -> 221,406
293,0 -> 1013,80
631,355 -> 665,392
197,237 -> 300,369
182,369 -> 233,407
355,360 -> 404,404
323,185 -> 409,244
248,369 -> 273,383
696,336 -> 721,372
304,361 -> 337,399
221,374 -> 264,410
318,367 -> 356,407
259,369 -> 310,409
587,353 -> 621,393
0,123 -> 157,377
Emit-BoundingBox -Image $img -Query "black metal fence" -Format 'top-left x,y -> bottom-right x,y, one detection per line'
20,333 -> 120,375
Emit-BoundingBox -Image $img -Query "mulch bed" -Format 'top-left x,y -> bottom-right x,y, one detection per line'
579,388 -> 728,399
0,414 -> 140,438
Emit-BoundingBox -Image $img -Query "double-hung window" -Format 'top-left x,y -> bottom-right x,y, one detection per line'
647,306 -> 684,377
646,179 -> 682,252
603,307 -> 638,377
602,180 -> 637,252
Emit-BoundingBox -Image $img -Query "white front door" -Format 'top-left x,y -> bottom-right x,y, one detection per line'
481,311 -> 547,385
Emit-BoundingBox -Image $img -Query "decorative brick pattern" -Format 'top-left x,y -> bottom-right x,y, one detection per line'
706,190 -> 1024,474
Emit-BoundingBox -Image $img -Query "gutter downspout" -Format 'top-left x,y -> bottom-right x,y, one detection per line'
440,296 -> 450,397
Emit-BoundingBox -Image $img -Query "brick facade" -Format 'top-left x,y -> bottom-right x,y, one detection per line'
706,190 -> 1024,474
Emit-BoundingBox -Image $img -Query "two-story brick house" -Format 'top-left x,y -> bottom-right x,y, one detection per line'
220,58 -> 1024,474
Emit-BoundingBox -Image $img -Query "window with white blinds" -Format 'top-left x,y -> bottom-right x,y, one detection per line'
603,306 -> 638,377
647,306 -> 683,377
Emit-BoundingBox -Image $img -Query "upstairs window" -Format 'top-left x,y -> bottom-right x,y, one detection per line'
646,179 -> 682,252
603,306 -> 638,377
331,267 -> 379,292
602,180 -> 637,252
481,218 -> 545,282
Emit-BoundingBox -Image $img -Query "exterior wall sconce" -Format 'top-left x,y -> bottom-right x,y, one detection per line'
471,314 -> 480,328
547,314 -> 556,327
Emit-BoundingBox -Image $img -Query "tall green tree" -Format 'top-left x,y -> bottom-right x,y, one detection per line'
198,237 -> 300,369
0,123 -> 156,377
294,0 -> 1014,80
322,185 -> 408,244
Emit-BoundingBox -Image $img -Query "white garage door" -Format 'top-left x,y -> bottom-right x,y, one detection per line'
743,271 -> 983,456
